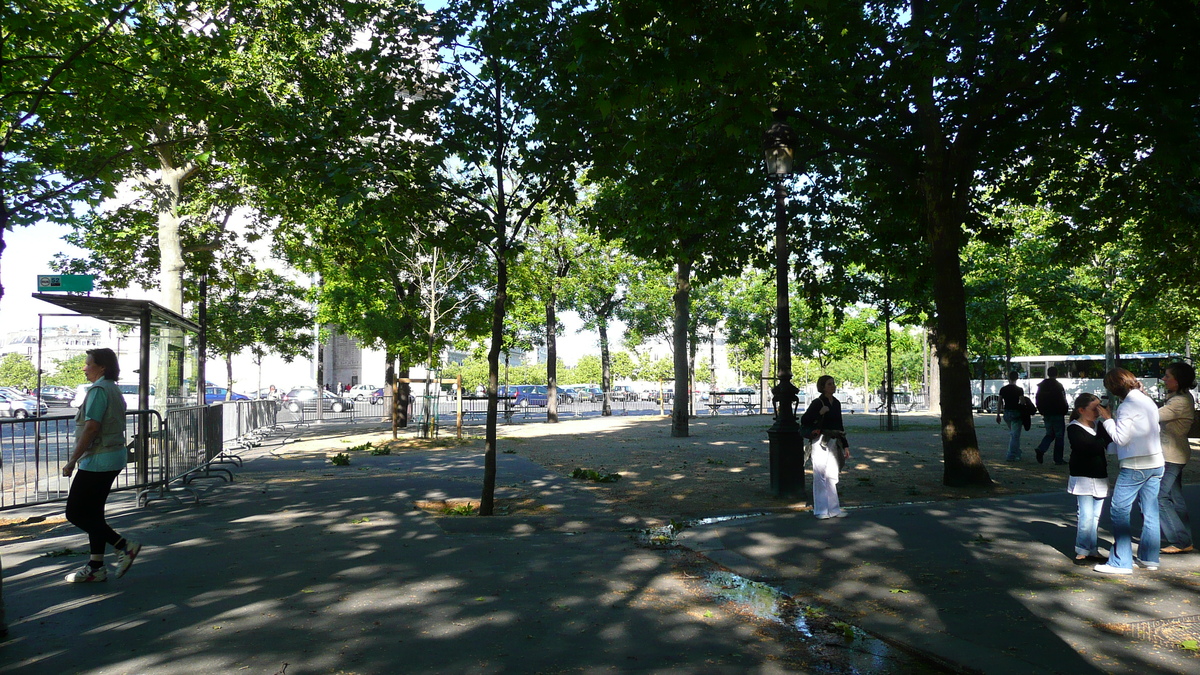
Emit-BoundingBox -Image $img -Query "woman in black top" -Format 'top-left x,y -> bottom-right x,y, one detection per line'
801,375 -> 850,519
997,371 -> 1025,461
1067,393 -> 1111,562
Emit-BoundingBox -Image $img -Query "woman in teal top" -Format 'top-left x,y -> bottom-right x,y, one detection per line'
62,348 -> 141,583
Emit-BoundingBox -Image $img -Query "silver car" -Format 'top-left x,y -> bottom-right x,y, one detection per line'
0,390 -> 49,418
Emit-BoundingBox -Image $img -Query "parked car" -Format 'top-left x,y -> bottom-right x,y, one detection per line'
282,387 -> 353,413
370,387 -> 385,404
34,385 -> 76,404
556,387 -> 578,404
205,386 -> 251,404
610,385 -> 639,401
0,390 -> 49,418
347,384 -> 379,401
497,385 -> 549,407
644,388 -> 673,403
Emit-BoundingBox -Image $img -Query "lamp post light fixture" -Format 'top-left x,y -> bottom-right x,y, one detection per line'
763,118 -> 805,499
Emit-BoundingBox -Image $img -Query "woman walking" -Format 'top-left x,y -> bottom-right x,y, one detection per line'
62,348 -> 141,583
1158,362 -> 1196,554
1067,393 -> 1111,562
801,375 -> 850,519
1094,368 -> 1163,575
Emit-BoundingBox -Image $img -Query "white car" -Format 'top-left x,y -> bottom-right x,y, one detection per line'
347,384 -> 379,401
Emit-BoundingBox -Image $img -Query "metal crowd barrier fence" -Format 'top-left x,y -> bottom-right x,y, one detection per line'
1,410 -> 165,511
0,401 -> 296,511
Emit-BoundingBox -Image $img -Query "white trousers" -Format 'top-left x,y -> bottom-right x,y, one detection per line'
810,436 -> 842,517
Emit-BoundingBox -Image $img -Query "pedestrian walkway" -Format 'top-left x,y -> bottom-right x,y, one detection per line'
677,487 -> 1200,675
0,437 -> 814,674
3,419 -> 1199,674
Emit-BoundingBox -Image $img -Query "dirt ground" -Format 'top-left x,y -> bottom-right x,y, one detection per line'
362,410 -> 1200,523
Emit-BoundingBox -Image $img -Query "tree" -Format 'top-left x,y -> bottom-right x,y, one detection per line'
0,354 -> 38,390
45,353 -> 89,388
513,207 -> 578,422
203,262 -> 313,398
3,0 -> 153,303
561,229 -> 637,415
435,0 -> 579,514
557,1 -> 1200,486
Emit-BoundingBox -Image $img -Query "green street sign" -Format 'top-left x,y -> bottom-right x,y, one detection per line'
37,274 -> 94,293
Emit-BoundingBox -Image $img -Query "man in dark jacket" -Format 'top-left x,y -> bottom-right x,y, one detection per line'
1035,366 -> 1070,465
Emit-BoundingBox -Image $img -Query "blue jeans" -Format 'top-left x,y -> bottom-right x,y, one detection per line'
1076,494 -> 1105,556
1003,410 -> 1022,460
1159,462 -> 1192,549
1037,416 -> 1066,463
1108,466 -> 1163,569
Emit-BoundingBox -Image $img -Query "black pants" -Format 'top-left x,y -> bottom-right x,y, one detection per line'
65,469 -> 122,556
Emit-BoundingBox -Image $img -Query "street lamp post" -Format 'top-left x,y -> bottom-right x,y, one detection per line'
763,118 -> 804,498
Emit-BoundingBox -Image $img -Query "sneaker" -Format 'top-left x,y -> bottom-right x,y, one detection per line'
115,541 -> 141,579
1134,558 -> 1159,571
1162,545 -> 1194,554
1093,563 -> 1132,575
65,564 -> 107,583
832,510 -> 849,518
815,513 -> 834,520
1035,450 -> 1044,464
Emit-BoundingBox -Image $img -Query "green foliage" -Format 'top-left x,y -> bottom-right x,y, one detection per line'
346,442 -> 373,452
441,503 -> 476,516
45,353 -> 89,387
0,354 -> 38,389
329,453 -> 351,466
369,446 -> 392,456
570,468 -> 621,483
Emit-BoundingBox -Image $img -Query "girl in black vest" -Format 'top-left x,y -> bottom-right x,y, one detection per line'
1067,393 -> 1111,562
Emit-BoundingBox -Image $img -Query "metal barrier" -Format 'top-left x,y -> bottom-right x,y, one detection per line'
1,411 -> 164,511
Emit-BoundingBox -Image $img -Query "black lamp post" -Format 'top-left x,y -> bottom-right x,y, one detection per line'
763,118 -> 804,498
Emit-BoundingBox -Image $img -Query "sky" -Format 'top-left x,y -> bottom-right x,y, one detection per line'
1,222 -> 616,389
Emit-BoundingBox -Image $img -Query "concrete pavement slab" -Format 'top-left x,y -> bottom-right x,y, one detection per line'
677,487 -> 1200,675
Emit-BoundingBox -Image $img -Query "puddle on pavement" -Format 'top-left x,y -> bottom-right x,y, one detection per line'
703,570 -> 945,674
646,513 -> 947,674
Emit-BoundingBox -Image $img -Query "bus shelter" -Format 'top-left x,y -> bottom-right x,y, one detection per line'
32,294 -> 203,412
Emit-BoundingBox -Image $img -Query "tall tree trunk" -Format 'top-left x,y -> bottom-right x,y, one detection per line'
599,318 -> 612,416
482,251 -> 507,516
397,358 -> 411,429
671,255 -> 692,437
546,296 -> 558,423
225,355 -> 234,400
385,350 -> 396,428
1104,318 -> 1119,374
928,210 -> 991,487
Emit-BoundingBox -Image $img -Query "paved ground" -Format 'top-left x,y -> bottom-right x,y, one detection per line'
2,419 -> 1199,674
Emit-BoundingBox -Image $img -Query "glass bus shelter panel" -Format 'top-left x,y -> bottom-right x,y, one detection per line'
150,328 -> 200,411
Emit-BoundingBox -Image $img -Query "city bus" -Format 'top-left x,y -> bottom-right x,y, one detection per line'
970,353 -> 1187,412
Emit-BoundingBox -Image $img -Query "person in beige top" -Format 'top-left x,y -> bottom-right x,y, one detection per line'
1159,362 -> 1196,554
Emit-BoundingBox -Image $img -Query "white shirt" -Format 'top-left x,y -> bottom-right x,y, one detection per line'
1102,388 -> 1164,468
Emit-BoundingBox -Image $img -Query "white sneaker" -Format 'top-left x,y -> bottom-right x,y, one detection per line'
65,564 -> 107,583
1093,563 -> 1132,575
832,510 -> 849,518
815,513 -> 833,520
1134,558 -> 1159,571
115,541 -> 141,579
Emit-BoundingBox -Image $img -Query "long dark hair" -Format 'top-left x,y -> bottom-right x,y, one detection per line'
1070,392 -> 1099,422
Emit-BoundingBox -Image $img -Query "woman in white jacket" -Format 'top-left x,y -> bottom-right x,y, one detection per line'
1094,368 -> 1164,575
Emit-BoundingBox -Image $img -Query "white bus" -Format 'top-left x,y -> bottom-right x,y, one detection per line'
970,353 -> 1186,413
